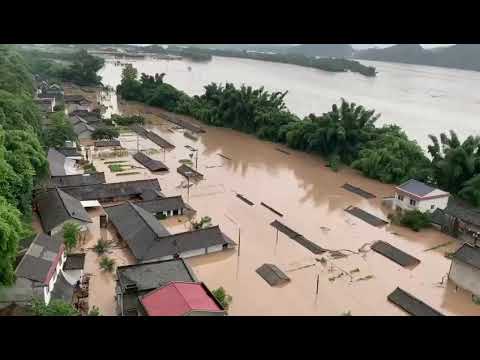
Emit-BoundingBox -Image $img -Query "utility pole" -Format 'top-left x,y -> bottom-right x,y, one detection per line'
316,274 -> 320,295
136,134 -> 139,152
238,228 -> 241,257
195,150 -> 198,170
187,176 -> 190,201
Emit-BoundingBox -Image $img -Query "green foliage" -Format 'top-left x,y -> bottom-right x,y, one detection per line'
352,125 -> 432,184
459,175 -> 480,207
88,306 -> 101,316
110,114 -> 145,126
44,111 -> 77,148
108,164 -> 128,172
60,49 -> 104,86
92,127 -> 119,140
342,310 -> 352,316
83,163 -> 97,174
211,286 -> 232,310
99,256 -> 115,272
93,239 -> 110,255
63,221 -> 81,251
191,216 -> 212,230
30,298 -> 79,316
389,210 -> 431,232
0,196 -> 27,285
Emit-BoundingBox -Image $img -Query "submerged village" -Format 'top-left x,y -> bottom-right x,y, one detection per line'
1,45 -> 480,316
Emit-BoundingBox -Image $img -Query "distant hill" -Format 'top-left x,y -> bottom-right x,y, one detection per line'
355,44 -> 480,72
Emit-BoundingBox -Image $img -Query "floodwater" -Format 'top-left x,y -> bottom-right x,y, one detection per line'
98,56 -> 480,149
83,98 -> 480,316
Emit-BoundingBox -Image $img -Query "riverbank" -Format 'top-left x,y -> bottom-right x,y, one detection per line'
97,97 -> 480,315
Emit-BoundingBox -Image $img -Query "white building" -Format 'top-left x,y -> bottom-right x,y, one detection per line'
449,243 -> 480,297
393,179 -> 450,213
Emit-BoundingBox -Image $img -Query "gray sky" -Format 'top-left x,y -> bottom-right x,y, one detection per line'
351,44 -> 454,50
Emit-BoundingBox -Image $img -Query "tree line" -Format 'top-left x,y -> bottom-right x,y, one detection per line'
117,64 -> 480,207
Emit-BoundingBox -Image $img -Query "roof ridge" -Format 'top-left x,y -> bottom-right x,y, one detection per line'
128,202 -> 168,237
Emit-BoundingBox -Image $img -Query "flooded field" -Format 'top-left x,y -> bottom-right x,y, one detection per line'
84,99 -> 480,316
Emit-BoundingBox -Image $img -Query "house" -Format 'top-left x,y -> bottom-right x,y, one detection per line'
115,259 -> 198,316
56,147 -> 83,158
35,188 -> 92,235
392,179 -> 450,213
34,97 -> 55,113
430,197 -> 480,245
69,110 -> 102,124
47,148 -> 81,176
42,84 -> 64,101
136,195 -> 189,218
48,173 -> 106,188
105,201 -> 235,262
139,282 -> 225,316
133,151 -> 169,172
139,189 -> 166,201
73,122 -> 95,140
65,95 -> 93,113
0,233 -> 73,310
60,178 -> 162,203
448,243 -> 480,297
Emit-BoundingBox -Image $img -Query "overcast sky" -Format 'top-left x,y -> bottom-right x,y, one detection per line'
351,44 -> 455,50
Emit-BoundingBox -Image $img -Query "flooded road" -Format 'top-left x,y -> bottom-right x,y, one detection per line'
99,56 -> 480,149
87,99 -> 480,316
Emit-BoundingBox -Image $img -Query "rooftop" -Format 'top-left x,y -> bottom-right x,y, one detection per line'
35,188 -> 92,233
15,233 -> 64,284
47,148 -> 67,176
444,197 -> 480,227
396,179 -> 449,198
63,253 -> 86,271
94,140 -> 121,147
451,243 -> 480,270
139,282 -> 224,316
136,196 -> 186,214
133,152 -> 169,172
49,173 -> 106,188
61,179 -> 161,201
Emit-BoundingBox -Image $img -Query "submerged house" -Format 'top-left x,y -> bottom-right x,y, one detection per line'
35,188 -> 92,235
60,179 -> 161,203
115,259 -> 198,316
48,173 -> 106,189
431,197 -> 480,245
448,243 -> 480,297
105,201 -> 235,263
392,179 -> 450,213
0,233 -> 73,309
133,151 -> 169,172
136,195 -> 190,218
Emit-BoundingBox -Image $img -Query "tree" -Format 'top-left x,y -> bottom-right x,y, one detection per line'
99,256 -> 115,272
60,49 -> 104,86
91,127 -> 119,140
121,64 -> 138,82
211,287 -> 232,310
30,298 -> 79,316
459,175 -> 480,206
44,111 -> 77,148
63,221 -> 81,251
0,196 -> 26,285
191,216 -> 212,230
93,239 -> 110,255
88,306 -> 101,316
389,209 -> 431,232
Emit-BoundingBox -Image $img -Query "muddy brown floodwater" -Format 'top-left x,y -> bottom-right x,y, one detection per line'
86,98 -> 480,316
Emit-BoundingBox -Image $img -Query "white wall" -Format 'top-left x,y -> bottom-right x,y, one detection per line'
62,269 -> 83,286
449,260 -> 480,297
179,248 -> 206,259
206,244 -> 223,254
44,249 -> 67,304
393,192 -> 449,213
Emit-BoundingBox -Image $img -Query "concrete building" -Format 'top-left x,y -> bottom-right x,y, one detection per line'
392,179 -> 450,213
449,243 -> 480,297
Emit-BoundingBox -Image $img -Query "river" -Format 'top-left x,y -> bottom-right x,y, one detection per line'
99,56 -> 480,149
90,56 -> 480,315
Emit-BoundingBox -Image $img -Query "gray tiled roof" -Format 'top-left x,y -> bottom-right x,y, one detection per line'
36,188 -> 92,233
105,202 -> 171,260
94,140 -> 121,147
140,189 -> 165,201
47,148 -> 66,176
116,259 -> 197,293
61,179 -> 161,201
50,272 -> 74,303
444,197 -> 480,227
133,152 -> 169,172
56,148 -> 82,158
15,233 -> 63,283
452,244 -> 480,270
49,173 -> 106,188
396,179 -> 437,197
73,122 -> 94,136
136,196 -> 186,214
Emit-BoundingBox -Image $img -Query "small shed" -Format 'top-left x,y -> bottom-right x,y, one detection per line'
133,152 -> 169,172
449,243 -> 480,297
256,264 -> 290,286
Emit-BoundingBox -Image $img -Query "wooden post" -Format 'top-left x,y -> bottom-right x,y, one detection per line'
316,274 -> 319,295
187,176 -> 190,201
238,228 -> 241,257
195,150 -> 198,170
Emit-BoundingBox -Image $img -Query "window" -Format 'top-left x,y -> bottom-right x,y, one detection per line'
397,194 -> 404,201
431,205 -> 435,210
410,199 -> 416,206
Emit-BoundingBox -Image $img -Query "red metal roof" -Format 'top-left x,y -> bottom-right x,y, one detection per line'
140,282 -> 224,316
